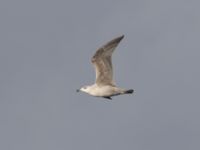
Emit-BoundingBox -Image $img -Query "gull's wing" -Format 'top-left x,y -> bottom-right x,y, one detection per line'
91,35 -> 124,86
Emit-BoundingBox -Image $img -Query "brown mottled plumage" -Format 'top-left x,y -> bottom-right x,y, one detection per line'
91,35 -> 124,86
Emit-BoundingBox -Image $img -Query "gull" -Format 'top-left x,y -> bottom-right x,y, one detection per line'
77,35 -> 134,100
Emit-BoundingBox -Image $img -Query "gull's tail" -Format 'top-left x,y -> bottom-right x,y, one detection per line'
124,89 -> 134,94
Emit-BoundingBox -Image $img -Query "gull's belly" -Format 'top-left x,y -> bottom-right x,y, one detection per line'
90,86 -> 117,97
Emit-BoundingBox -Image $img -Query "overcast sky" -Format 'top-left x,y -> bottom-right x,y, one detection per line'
0,0 -> 200,150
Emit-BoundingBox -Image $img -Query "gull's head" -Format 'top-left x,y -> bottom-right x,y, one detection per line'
76,85 -> 91,93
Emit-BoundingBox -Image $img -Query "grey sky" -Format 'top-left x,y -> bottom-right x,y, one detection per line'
0,0 -> 200,150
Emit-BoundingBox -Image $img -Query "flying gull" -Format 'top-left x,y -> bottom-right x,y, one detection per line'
77,35 -> 134,100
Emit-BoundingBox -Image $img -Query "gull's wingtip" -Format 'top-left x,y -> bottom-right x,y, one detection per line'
111,35 -> 124,44
118,35 -> 124,40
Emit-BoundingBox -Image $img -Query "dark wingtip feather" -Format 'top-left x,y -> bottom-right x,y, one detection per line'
91,35 -> 125,63
115,35 -> 124,43
105,35 -> 124,48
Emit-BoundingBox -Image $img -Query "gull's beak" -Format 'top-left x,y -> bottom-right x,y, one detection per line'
76,89 -> 80,92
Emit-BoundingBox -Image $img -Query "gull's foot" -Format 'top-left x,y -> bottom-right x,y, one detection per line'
103,96 -> 112,100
